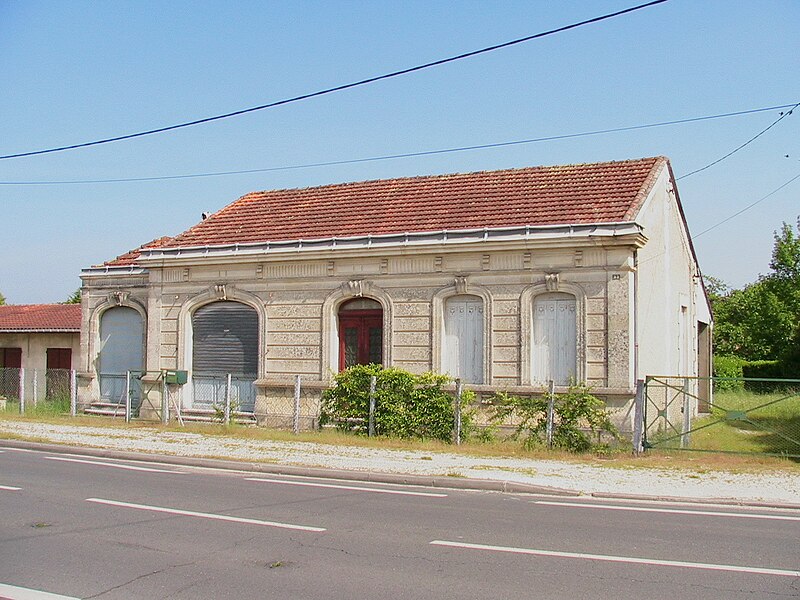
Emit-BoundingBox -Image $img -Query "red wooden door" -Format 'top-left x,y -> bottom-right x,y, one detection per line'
338,311 -> 383,370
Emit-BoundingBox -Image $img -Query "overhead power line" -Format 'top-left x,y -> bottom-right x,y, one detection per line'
677,102 -> 799,180
0,0 -> 668,161
1,102 -> 795,186
694,171 -> 800,238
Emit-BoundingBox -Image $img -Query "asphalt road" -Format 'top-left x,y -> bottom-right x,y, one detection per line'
0,445 -> 798,599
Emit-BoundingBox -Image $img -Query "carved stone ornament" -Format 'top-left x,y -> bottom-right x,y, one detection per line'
454,276 -> 468,295
344,280 -> 364,297
108,290 -> 129,306
545,273 -> 560,292
213,284 -> 227,300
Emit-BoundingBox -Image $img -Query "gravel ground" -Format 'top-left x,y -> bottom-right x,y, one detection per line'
2,420 -> 799,504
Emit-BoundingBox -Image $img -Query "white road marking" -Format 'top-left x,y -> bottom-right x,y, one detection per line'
533,500 -> 800,522
0,582 -> 81,599
45,456 -> 184,473
430,540 -> 800,577
0,485 -> 21,491
246,477 -> 448,497
85,497 -> 326,532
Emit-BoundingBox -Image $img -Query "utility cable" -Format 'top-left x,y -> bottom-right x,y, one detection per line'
677,102 -> 799,180
2,101 -> 794,186
693,171 -> 800,238
0,0 -> 667,160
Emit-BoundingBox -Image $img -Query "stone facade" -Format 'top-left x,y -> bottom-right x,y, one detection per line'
78,160 -> 712,432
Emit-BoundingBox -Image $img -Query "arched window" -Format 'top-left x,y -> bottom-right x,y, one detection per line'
532,293 -> 576,385
191,301 -> 258,411
98,307 -> 144,405
338,298 -> 383,370
442,295 -> 484,384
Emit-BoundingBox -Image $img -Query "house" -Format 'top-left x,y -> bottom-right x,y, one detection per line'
77,156 -> 712,431
0,304 -> 81,402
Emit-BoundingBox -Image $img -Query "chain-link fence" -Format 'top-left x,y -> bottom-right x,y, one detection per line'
0,367 -> 77,416
639,376 -> 800,458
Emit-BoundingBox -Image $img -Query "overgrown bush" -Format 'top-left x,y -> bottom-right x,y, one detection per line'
490,385 -> 618,452
712,355 -> 746,391
320,365 -> 473,443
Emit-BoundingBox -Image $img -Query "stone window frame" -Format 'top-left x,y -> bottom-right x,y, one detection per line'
88,294 -> 148,379
321,280 -> 393,379
176,285 -> 268,380
431,278 -> 493,385
519,281 -> 587,386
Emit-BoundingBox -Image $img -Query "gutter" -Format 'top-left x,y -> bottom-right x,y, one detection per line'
130,221 -> 645,266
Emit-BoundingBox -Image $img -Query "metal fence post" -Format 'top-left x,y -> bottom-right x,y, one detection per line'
368,375 -> 377,437
454,379 -> 463,446
681,377 -> 691,449
32,369 -> 38,408
157,374 -> 167,424
19,368 -> 25,414
632,379 -> 645,455
70,369 -> 77,417
125,371 -> 131,423
224,373 -> 232,425
546,380 -> 556,448
293,375 -> 302,434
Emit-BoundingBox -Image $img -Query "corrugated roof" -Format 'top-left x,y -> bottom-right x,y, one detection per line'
0,304 -> 81,331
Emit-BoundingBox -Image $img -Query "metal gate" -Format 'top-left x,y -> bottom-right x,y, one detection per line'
643,376 -> 800,457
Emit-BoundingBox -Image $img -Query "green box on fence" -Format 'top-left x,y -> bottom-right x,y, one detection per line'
164,370 -> 188,385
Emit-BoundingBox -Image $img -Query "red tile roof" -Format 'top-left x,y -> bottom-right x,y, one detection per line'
0,304 -> 81,332
158,157 -> 666,249
103,236 -> 174,267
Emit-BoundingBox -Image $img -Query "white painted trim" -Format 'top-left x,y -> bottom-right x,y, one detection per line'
115,222 -> 645,269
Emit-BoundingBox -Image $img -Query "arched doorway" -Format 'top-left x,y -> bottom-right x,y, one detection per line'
98,306 -> 144,406
338,298 -> 383,370
442,295 -> 484,383
191,301 -> 258,412
531,293 -> 577,385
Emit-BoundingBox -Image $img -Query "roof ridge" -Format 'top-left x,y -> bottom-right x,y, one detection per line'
239,156 -> 663,197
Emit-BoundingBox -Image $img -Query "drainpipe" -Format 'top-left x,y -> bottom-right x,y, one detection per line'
633,249 -> 639,386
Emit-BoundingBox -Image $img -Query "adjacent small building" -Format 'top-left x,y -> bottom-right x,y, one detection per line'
0,304 -> 81,401
77,157 -> 712,431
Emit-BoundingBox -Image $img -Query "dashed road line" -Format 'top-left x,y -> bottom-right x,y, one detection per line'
532,500 -> 800,521
430,540 -> 800,577
85,497 -> 326,532
45,456 -> 184,473
246,477 -> 448,497
0,485 -> 21,491
0,582 -> 81,599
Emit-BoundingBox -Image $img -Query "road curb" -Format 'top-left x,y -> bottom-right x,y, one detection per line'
0,437 -> 581,497
3,437 -> 799,510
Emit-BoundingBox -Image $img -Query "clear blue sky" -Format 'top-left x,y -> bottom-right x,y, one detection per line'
1,0 -> 798,304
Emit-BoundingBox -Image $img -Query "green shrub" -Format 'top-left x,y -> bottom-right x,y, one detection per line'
320,365 -> 471,443
712,355 -> 746,391
742,360 -> 796,392
490,385 -> 618,452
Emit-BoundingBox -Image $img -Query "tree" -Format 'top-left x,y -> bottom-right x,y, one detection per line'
63,288 -> 81,304
0,291 -> 5,305
710,218 -> 800,362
